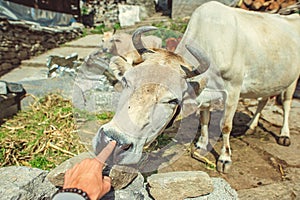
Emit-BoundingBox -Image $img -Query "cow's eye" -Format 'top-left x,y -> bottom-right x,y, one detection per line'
168,98 -> 179,105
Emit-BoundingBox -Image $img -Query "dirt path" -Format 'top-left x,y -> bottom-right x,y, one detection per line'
157,98 -> 300,198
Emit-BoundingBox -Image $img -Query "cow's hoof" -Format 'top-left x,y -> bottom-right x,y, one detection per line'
217,159 -> 232,174
195,141 -> 208,151
277,136 -> 291,146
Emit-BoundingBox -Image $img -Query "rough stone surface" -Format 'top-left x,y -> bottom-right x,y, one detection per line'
47,152 -> 94,187
147,171 -> 214,200
186,178 -> 238,200
0,166 -> 57,200
102,172 -> 151,200
109,165 -> 139,190
238,167 -> 300,200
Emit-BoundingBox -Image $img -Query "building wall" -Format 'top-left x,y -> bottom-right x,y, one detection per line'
171,0 -> 235,19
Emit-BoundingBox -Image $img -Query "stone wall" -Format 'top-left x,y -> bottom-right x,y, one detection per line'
0,17 -> 82,76
86,0 -> 156,27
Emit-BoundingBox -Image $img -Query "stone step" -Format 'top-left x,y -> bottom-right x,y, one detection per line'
18,34 -> 104,68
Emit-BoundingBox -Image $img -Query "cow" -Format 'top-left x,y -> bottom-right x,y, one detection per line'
175,1 -> 300,173
94,2 -> 300,173
100,31 -> 162,65
93,26 -> 210,167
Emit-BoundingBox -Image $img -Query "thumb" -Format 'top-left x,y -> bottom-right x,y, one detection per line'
101,176 -> 112,196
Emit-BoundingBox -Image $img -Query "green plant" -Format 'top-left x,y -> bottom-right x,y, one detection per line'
82,28 -> 88,37
97,112 -> 114,120
81,6 -> 89,15
113,23 -> 121,30
152,18 -> 189,34
144,133 -> 173,152
29,156 -> 55,170
91,24 -> 105,34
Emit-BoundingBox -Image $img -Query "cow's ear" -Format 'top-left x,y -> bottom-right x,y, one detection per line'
188,77 -> 208,96
181,65 -> 200,78
109,56 -> 133,81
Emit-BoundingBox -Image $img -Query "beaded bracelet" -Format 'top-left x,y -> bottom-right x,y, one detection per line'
53,188 -> 91,200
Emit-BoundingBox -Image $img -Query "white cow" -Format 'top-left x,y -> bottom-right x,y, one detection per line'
93,26 -> 210,168
175,1 -> 300,173
100,31 -> 162,65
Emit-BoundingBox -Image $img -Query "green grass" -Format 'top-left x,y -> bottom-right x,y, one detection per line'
97,112 -> 114,120
152,18 -> 189,34
90,23 -> 121,35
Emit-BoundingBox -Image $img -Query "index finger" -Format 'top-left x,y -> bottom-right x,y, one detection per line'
95,140 -> 116,163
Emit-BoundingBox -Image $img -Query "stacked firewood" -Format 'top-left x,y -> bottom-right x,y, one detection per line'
237,0 -> 300,14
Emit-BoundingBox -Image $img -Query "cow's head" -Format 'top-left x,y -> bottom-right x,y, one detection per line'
93,26 -> 210,166
100,30 -> 121,54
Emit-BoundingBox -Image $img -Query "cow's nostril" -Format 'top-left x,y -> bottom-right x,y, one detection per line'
120,143 -> 133,151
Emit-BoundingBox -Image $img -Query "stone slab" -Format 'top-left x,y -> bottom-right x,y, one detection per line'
186,178 -> 238,200
0,166 -> 57,200
64,34 -> 104,48
102,173 -> 151,200
21,46 -> 99,67
0,66 -> 48,82
147,171 -> 213,200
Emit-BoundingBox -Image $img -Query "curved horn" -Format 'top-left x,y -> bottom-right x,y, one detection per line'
183,45 -> 210,78
132,26 -> 157,55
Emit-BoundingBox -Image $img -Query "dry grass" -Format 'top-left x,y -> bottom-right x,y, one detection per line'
0,93 -> 86,170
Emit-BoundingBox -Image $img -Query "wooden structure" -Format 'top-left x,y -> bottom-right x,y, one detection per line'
4,0 -> 81,19
238,0 -> 300,14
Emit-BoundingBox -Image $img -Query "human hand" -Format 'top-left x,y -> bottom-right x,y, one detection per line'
63,141 -> 116,200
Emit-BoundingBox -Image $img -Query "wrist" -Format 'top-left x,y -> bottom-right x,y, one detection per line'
52,188 -> 91,200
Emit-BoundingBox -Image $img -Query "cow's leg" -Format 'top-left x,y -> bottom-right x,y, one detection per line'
246,97 -> 268,133
217,89 -> 240,173
278,80 -> 297,146
196,108 -> 210,150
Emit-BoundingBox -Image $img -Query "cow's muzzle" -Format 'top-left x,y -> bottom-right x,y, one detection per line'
93,128 -> 139,165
